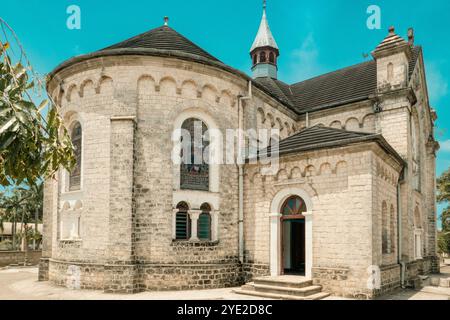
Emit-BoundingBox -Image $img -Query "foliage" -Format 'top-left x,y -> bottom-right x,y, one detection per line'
437,168 -> 450,255
0,239 -> 13,251
0,182 -> 43,250
0,19 -> 74,187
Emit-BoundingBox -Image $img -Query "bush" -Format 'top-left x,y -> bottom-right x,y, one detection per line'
0,239 -> 13,251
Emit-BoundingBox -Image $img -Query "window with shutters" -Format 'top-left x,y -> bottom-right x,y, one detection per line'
198,203 -> 211,241
175,202 -> 191,240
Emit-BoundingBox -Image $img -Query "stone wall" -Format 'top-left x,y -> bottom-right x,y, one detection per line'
0,251 -> 42,267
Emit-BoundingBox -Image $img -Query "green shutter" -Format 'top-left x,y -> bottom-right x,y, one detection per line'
197,213 -> 211,240
176,212 -> 190,240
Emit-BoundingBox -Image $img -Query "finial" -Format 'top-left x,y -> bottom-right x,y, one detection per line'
388,26 -> 395,34
263,0 -> 267,9
408,27 -> 415,46
164,16 -> 169,26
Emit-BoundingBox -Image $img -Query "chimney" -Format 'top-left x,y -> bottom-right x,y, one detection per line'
408,28 -> 414,47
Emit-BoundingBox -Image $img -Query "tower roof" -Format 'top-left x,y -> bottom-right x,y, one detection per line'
250,2 -> 279,53
372,26 -> 409,57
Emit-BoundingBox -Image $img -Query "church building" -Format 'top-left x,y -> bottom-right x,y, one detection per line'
39,3 -> 440,299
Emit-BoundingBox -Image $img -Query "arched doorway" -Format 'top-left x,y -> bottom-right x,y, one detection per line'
280,196 -> 307,275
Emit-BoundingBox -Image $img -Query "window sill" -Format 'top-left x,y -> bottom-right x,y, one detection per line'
171,240 -> 219,247
59,239 -> 82,243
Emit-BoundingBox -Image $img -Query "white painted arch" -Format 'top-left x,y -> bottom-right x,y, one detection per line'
269,187 -> 314,279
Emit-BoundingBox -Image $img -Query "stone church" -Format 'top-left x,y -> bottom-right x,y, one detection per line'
39,4 -> 440,299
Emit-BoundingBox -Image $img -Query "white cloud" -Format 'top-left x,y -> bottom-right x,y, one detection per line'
287,33 -> 324,82
439,139 -> 450,152
427,62 -> 448,104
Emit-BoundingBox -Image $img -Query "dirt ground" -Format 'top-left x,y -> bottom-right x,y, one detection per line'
0,266 -> 449,300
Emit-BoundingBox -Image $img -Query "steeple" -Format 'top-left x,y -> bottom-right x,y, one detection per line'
250,0 -> 279,79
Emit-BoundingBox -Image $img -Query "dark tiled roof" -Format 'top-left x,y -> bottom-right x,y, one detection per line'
253,125 -> 405,165
254,46 -> 421,114
100,25 -> 220,62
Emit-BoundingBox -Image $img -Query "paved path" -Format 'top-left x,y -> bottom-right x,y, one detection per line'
0,266 -> 449,300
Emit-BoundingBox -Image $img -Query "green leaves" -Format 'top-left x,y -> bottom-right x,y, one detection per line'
0,40 -> 74,187
437,169 -> 450,254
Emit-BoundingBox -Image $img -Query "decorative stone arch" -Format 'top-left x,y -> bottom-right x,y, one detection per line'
344,117 -> 361,131
257,108 -> 266,124
330,120 -> 343,129
158,76 -> 178,95
266,113 -> 275,128
362,113 -> 376,132
180,79 -> 199,99
137,74 -> 156,95
172,106 -> 221,193
201,84 -> 219,103
269,188 -> 314,278
96,75 -> 114,94
66,84 -> 78,102
79,79 -> 95,98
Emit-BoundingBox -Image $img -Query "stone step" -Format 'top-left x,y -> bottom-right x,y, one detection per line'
253,276 -> 313,289
232,289 -> 330,300
439,278 -> 450,288
252,283 -> 323,297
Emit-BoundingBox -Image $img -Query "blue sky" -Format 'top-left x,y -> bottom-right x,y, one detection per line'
2,0 -> 449,219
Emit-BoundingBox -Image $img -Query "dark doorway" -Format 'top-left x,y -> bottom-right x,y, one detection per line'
282,219 -> 305,275
280,196 -> 307,276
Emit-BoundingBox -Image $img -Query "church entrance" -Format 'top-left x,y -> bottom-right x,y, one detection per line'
280,196 -> 306,275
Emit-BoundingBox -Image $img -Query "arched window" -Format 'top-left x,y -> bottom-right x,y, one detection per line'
269,52 -> 275,63
390,205 -> 396,254
382,201 -> 389,254
414,207 -> 421,229
387,62 -> 394,82
259,52 -> 266,63
253,54 -> 257,65
180,118 -> 209,191
281,196 -> 307,216
414,206 -> 423,259
69,122 -> 82,191
175,202 -> 191,240
198,203 -> 212,241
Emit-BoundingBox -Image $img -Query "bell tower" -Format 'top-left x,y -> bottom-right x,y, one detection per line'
250,0 -> 279,79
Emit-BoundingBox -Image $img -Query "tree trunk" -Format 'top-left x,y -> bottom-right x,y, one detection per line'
34,207 -> 38,250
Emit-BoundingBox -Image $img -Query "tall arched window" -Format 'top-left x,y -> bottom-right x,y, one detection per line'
175,202 -> 191,240
387,62 -> 394,82
69,122 -> 82,191
382,201 -> 389,254
198,203 -> 212,241
180,118 -> 209,191
414,206 -> 423,259
259,52 -> 266,63
253,54 -> 257,65
269,52 -> 275,64
390,205 -> 396,254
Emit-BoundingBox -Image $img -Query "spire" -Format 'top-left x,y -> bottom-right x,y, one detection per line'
250,1 -> 279,53
250,1 -> 280,79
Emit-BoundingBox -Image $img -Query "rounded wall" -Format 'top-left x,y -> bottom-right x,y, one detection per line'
46,54 -> 246,291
